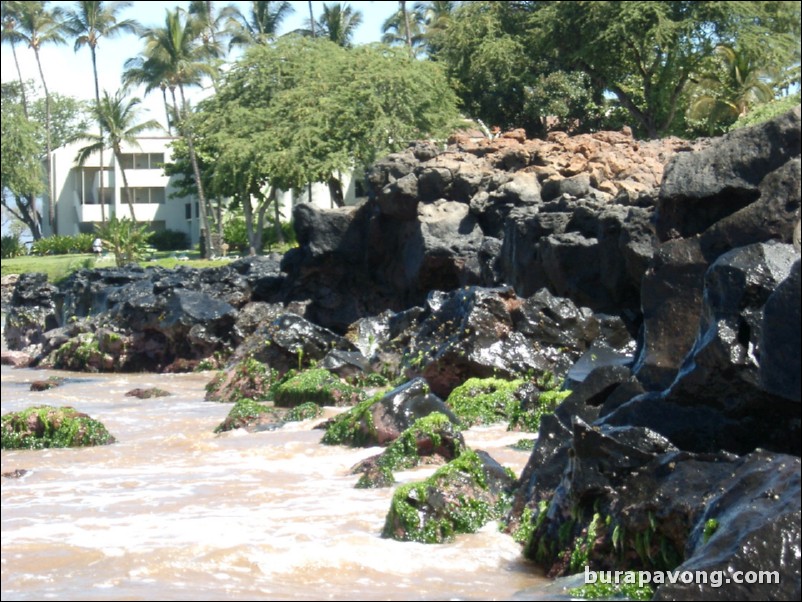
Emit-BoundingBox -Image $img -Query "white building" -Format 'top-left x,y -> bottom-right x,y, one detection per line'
49,136 -> 360,247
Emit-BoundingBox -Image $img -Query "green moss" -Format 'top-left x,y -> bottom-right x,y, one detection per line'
569,572 -> 654,601
446,377 -> 524,427
51,333 -> 117,372
570,513 -> 602,573
513,499 -> 550,546
272,368 -> 364,408
1,406 -> 116,449
214,398 -> 280,433
205,357 -> 274,403
382,449 -> 507,543
702,518 -> 719,544
321,392 -> 384,446
508,388 -> 571,432
510,438 -> 536,451
355,466 -> 396,489
377,412 -> 463,473
285,401 -> 323,422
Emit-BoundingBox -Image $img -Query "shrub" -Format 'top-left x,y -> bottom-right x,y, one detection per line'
95,217 -> 153,267
149,229 -> 189,251
31,233 -> 94,255
1,234 -> 25,259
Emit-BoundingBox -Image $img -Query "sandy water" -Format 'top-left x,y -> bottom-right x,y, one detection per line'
1,366 -> 548,600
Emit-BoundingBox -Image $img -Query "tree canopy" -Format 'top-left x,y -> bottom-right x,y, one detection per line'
433,0 -> 800,138
179,35 -> 459,252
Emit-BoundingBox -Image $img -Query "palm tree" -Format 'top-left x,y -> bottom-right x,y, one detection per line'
688,45 -> 776,135
226,1 -> 294,49
417,0 -> 454,58
74,89 -> 161,221
1,1 -> 30,116
126,8 -> 218,257
399,1 -> 412,55
5,1 -> 66,234
381,4 -> 424,54
308,0 -> 315,37
316,3 -> 362,48
65,1 -> 140,223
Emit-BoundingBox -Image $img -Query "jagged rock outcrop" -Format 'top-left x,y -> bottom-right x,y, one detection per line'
509,109 -> 801,601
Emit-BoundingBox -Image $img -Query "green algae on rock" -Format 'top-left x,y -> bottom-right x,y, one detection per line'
205,356 -> 275,403
353,412 -> 465,488
272,368 -> 365,407
382,449 -> 514,543
1,406 -> 116,449
445,377 -> 524,427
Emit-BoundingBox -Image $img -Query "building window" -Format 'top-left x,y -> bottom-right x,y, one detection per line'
126,187 -> 167,204
119,152 -> 165,170
185,203 -> 192,220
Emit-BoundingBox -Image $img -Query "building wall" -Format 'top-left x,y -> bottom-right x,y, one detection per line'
50,137 -> 361,250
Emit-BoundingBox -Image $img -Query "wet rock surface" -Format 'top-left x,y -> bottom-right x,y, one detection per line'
510,110 -> 801,600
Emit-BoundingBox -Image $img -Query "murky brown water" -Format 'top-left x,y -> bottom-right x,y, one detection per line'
1,366 -> 547,600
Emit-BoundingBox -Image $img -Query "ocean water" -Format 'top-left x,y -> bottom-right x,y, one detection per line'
1,366 -> 547,600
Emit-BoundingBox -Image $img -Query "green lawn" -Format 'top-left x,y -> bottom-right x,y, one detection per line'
1,251 -> 233,283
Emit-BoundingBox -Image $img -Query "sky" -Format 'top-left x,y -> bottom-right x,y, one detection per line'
1,1 -> 401,128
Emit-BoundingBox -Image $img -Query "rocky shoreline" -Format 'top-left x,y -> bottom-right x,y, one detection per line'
3,108 -> 800,600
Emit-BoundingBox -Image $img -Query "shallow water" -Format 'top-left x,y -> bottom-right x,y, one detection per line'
1,366 -> 548,600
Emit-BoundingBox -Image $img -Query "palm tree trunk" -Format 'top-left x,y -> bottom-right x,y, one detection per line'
114,149 -> 137,221
308,1 -> 315,36
90,46 -> 107,223
178,84 -> 213,258
10,41 -> 29,117
272,188 -> 284,244
161,84 -> 171,133
241,190 -> 257,256
400,1 -> 413,55
34,47 -> 56,235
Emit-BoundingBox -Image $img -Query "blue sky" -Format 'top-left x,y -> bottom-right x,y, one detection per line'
1,1 -> 400,125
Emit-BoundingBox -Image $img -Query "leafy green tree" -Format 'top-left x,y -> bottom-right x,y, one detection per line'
65,1 -> 140,223
188,37 -> 459,254
3,0 -> 67,232
435,2 -> 592,135
316,2 -> 363,48
31,91 -> 92,151
74,89 -> 161,221
529,1 -> 801,138
1,82 -> 89,240
1,83 -> 44,240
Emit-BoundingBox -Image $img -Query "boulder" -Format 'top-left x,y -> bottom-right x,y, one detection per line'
760,260 -> 801,402
657,106 -> 800,242
352,412 -> 465,488
4,273 -> 60,351
322,378 -> 457,447
403,199 -> 485,293
1,405 -> 115,449
632,238 -> 708,390
653,451 -> 801,601
407,286 -> 602,399
234,313 -> 357,376
608,242 -> 800,456
382,449 -> 514,543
